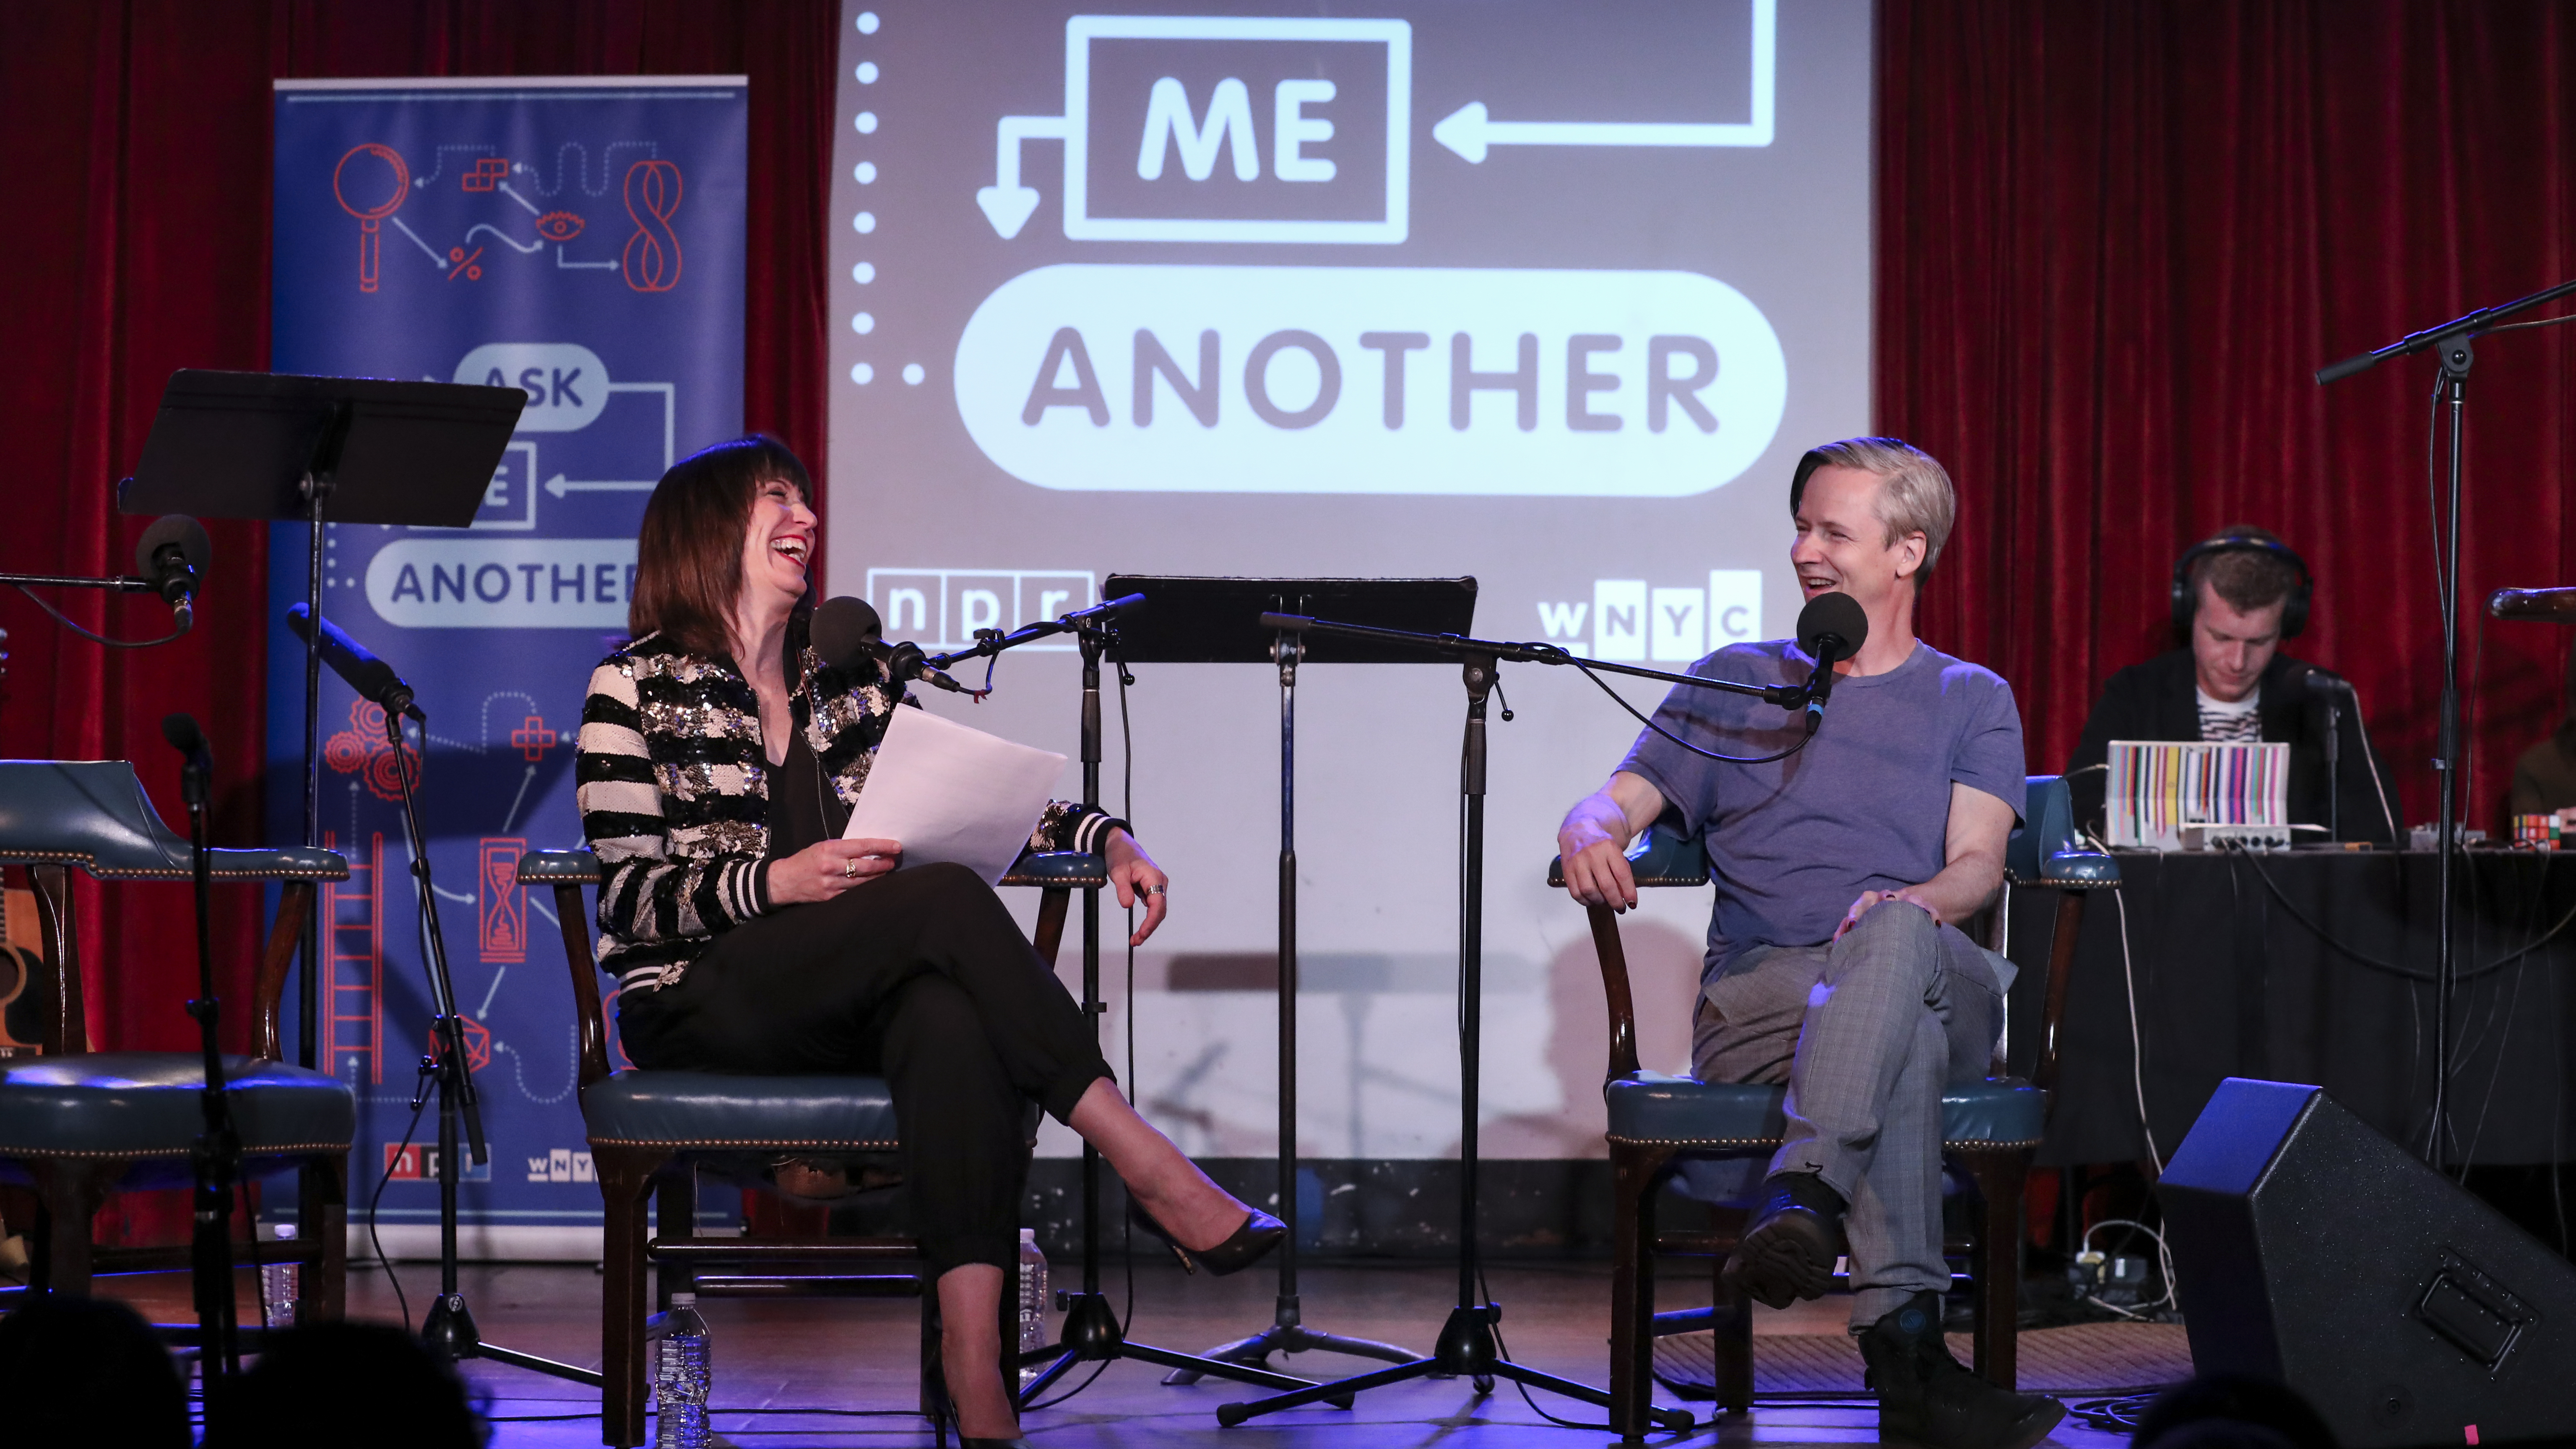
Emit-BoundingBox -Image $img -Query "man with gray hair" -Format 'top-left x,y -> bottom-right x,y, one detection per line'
1558,438 -> 2063,1448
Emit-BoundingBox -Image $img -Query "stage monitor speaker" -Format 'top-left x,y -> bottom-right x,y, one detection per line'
2158,1077 -> 2576,1448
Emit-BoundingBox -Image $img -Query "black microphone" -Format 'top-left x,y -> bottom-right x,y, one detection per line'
135,515 -> 211,633
1059,592 -> 1145,625
162,711 -> 212,806
810,595 -> 969,694
1794,592 -> 1871,723
2303,665 -> 2356,697
810,595 -> 885,669
285,604 -> 422,721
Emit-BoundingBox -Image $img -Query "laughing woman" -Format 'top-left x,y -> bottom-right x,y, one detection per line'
576,436 -> 1279,1444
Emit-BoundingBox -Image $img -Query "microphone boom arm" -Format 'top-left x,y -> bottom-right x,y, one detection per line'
924,592 -> 1147,673
1256,612 -> 1811,707
0,571 -> 157,591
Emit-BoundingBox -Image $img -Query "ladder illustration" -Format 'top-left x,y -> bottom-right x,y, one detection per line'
322,830 -> 385,1084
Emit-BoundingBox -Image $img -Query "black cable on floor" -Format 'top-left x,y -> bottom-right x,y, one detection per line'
1475,1263 -> 1618,1432
364,1082 -> 435,1334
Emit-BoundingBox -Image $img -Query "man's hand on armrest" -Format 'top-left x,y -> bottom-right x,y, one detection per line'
1557,771 -> 1668,912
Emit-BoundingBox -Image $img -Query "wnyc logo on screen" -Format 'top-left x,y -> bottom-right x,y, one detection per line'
1537,572 -> 1764,662
950,12 -> 1789,498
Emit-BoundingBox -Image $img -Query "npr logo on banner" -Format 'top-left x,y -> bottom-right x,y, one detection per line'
1538,572 -> 1764,662
383,1144 -> 492,1183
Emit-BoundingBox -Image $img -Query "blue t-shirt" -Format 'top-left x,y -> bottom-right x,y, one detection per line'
1618,637 -> 2026,980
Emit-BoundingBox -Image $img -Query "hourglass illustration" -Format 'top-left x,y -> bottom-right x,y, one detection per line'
333,143 -> 410,292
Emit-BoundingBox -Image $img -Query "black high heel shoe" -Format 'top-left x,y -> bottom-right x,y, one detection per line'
1126,1199 -> 1285,1277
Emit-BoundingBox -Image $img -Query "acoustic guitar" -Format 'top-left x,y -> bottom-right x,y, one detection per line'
0,874 -> 43,1056
0,626 -> 49,1055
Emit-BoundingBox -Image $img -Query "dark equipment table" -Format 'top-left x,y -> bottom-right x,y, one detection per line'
2019,849 -> 2576,1169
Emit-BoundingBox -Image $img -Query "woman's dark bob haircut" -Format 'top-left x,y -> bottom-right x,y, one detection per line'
630,434 -> 814,659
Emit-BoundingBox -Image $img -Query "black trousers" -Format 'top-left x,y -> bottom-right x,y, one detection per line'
617,863 -> 1112,1275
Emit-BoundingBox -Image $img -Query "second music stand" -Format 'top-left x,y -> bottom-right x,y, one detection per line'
1103,577 -> 1473,1385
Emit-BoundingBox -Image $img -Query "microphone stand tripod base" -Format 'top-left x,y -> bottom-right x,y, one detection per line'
1215,1303 -> 1688,1432
424,1291 -> 602,1384
1160,1298 -> 1416,1388
1017,1290 -> 1351,1407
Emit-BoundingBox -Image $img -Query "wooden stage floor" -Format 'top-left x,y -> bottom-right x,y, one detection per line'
108,1258 -> 2150,1446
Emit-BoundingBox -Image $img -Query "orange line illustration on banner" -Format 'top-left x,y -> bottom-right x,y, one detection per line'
323,698 -> 423,803
621,158 -> 684,292
479,837 -> 528,962
447,245 -> 484,281
331,143 -> 409,293
430,1014 -> 494,1074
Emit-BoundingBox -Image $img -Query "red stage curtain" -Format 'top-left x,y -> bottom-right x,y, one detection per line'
0,0 -> 832,1242
1882,0 -> 2576,828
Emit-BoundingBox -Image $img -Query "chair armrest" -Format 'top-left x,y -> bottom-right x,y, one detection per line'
2037,849 -> 2120,889
201,846 -> 348,882
1547,828 -> 1709,890
517,849 -> 603,886
1000,851 -> 1106,889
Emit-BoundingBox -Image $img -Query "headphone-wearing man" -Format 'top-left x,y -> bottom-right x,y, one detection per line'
2067,527 -> 2395,843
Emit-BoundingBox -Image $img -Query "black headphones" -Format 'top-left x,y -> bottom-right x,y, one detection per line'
2170,532 -> 2313,643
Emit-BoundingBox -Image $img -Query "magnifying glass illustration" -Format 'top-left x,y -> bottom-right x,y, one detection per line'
333,143 -> 410,293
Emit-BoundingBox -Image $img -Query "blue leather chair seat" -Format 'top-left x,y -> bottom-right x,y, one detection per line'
0,1053 -> 355,1159
580,1069 -> 901,1150
1603,1071 -> 2046,1150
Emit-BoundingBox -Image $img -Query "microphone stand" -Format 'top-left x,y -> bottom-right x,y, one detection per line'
174,732 -> 245,1399
2316,274 -> 2576,1167
887,600 -> 1336,1405
377,706 -> 601,1388
1219,616 -> 1793,1431
2324,696 -> 2342,846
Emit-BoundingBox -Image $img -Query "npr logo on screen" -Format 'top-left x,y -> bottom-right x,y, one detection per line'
1538,572 -> 1764,662
866,568 -> 1095,652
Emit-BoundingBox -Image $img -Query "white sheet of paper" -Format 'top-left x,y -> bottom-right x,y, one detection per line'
841,706 -> 1068,884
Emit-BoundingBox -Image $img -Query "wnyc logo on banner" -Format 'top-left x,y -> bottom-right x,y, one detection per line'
1536,572 -> 1763,661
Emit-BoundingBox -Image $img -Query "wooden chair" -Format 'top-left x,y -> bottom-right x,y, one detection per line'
1551,773 -> 2116,1439
517,847 -> 1101,1448
0,759 -> 352,1321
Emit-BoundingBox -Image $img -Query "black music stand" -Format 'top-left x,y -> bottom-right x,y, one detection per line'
1003,603 -> 1340,1408
1218,610 -> 1717,1433
116,371 -> 583,1384
1103,577 -> 1471,1385
120,369 -> 522,1072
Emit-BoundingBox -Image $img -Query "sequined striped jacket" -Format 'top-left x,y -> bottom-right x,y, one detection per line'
575,623 -> 1116,989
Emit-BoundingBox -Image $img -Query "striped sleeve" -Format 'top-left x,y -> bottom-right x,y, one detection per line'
1029,800 -> 1125,857
577,660 -> 772,958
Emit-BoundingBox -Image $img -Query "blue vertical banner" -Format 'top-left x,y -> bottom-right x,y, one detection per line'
269,78 -> 747,1250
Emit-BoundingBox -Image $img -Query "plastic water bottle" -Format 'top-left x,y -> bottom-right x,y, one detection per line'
648,1292 -> 710,1448
260,1224 -> 298,1329
1016,1229 -> 1049,1391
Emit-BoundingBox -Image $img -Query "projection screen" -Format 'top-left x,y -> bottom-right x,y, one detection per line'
827,0 -> 1872,1162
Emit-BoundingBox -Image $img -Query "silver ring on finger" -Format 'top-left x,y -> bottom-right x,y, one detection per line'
1145,883 -> 1167,896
